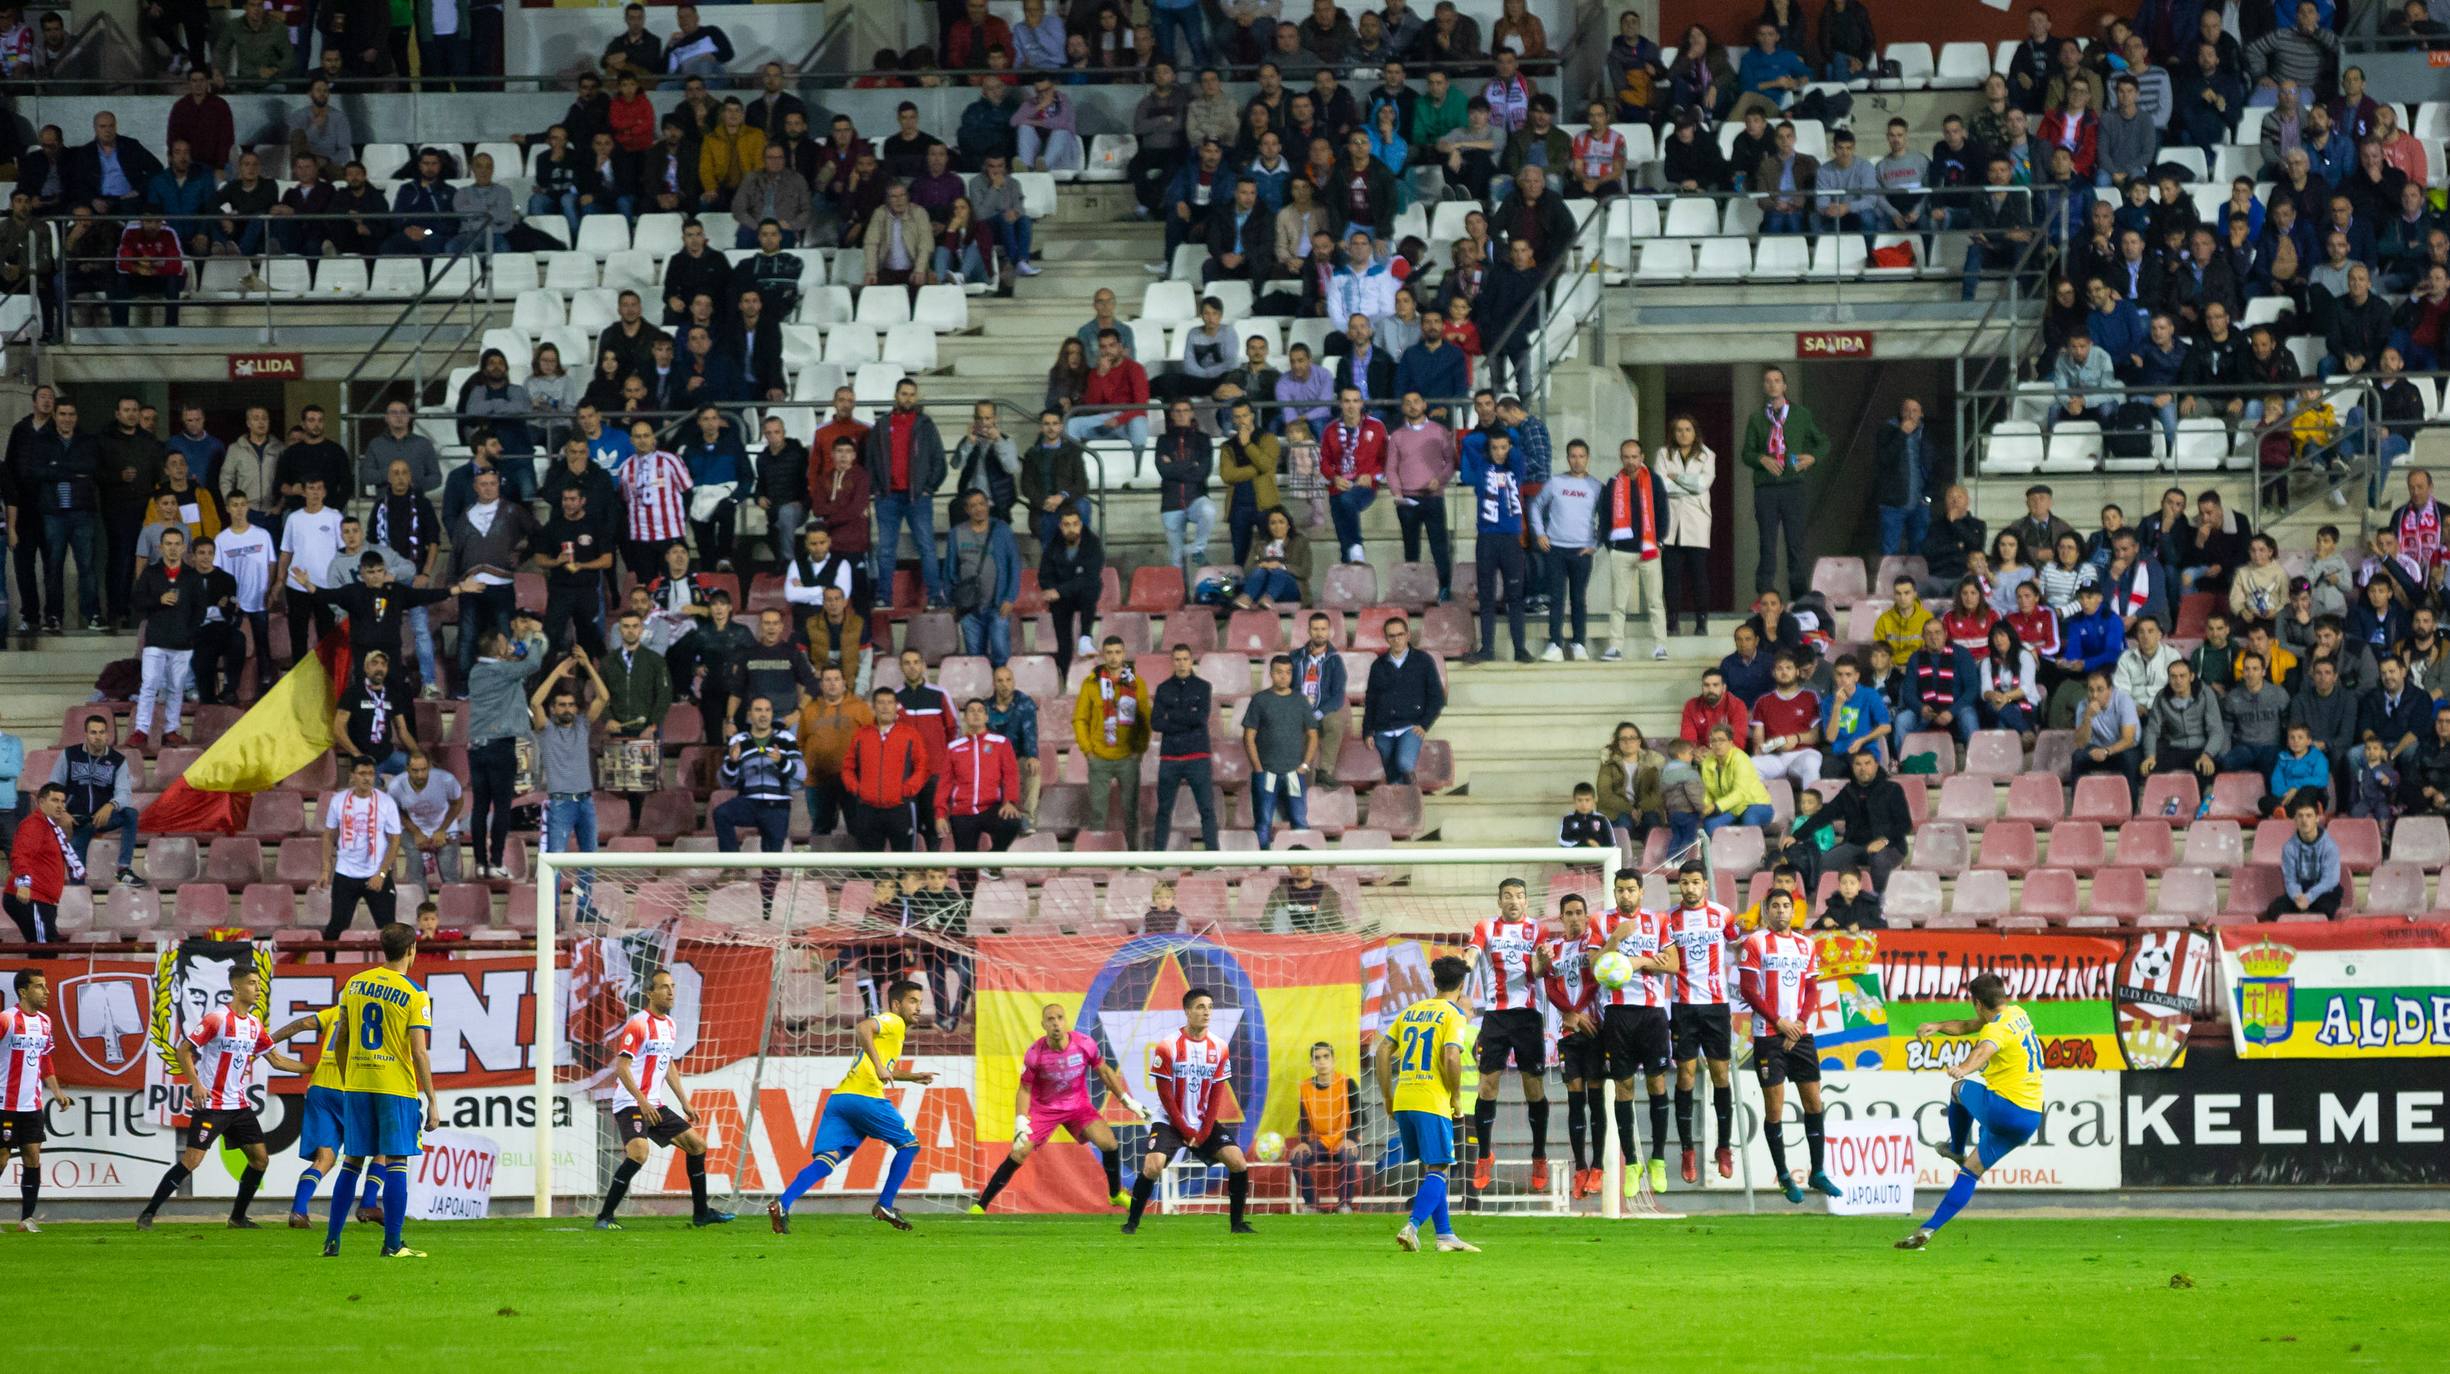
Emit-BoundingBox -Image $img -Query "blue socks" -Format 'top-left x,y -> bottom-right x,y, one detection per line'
1409,1170 -> 1448,1232
880,1146 -> 917,1209
361,1171 -> 384,1211
778,1157 -> 834,1212
292,1165 -> 324,1217
1946,1098 -> 1973,1157
324,1165 -> 360,1246
381,1162 -> 410,1251
1924,1169 -> 1979,1233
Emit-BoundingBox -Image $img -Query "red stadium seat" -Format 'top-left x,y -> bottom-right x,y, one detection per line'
1224,609 -> 1286,655
1412,740 -> 1454,793
275,838 -> 325,887
2331,818 -> 2383,870
2362,862 -> 2430,914
2155,866 -> 2220,919
1971,820 -> 2036,875
1951,869 -> 2011,921
2223,864 -> 2285,915
1320,564 -> 1380,611
1933,775 -> 1996,828
142,837 -> 199,886
903,611 -> 960,664
2002,773 -> 2063,823
2180,820 -> 2244,869
174,883 -> 232,931
937,654 -> 993,702
1332,736 -> 1385,788
1126,566 -> 1186,612
240,883 -> 299,930
1418,605 -> 1471,655
1161,611 -> 1220,656
1095,566 -> 1124,612
2204,772 -> 2264,820
2249,818 -> 2294,867
2134,772 -> 2200,822
1711,825 -> 1766,877
205,837 -> 265,887
1197,652 -> 1253,699
1103,611 -> 1151,653
1367,784 -> 1423,837
2114,818 -> 2176,870
1906,821 -> 1967,875
2069,774 -> 2132,823
1882,869 -> 1943,924
2045,820 -> 2106,869
2088,866 -> 2151,916
1810,557 -> 1868,608
1305,786 -> 1357,835
1386,562 -> 1441,608
2018,869 -> 2080,921
1963,730 -> 2024,778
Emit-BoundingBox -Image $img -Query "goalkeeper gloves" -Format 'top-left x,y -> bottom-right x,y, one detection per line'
1122,1096 -> 1149,1120
1015,1112 -> 1033,1139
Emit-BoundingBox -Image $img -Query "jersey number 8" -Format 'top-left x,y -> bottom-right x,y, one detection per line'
360,1002 -> 386,1051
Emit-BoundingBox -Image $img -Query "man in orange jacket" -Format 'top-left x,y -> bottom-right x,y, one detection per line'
842,687 -> 930,852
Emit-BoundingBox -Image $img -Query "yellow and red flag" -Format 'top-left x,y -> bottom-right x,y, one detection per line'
148,639 -> 351,834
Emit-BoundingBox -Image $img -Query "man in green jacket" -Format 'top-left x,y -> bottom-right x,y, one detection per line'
1738,365 -> 1829,601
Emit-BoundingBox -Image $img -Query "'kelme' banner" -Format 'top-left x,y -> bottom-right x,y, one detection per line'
2122,1055 -> 2450,1185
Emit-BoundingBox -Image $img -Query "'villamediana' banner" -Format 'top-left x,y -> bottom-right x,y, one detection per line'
2218,918 -> 2450,1059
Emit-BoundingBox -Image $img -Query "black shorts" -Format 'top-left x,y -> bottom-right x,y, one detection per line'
1752,1034 -> 1822,1086
1150,1122 -> 1235,1163
1556,1031 -> 1604,1084
0,1110 -> 45,1147
1474,1008 -> 1546,1075
1600,1005 -> 1672,1080
184,1108 -> 265,1151
1672,1003 -> 1733,1064
615,1105 -> 696,1147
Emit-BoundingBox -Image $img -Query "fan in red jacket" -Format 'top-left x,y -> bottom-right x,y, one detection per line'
114,213 -> 186,325
6,786 -> 84,944
1680,674 -> 1751,750
842,688 -> 931,852
1319,390 -> 1388,562
937,702 -> 1023,859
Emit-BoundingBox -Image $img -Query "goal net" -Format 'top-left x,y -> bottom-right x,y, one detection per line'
526,846 -> 1682,1221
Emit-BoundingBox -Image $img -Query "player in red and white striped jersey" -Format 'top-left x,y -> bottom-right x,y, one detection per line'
1,969 -> 73,1232
618,419 -> 695,548
1741,889 -> 1841,1204
1662,860 -> 1744,1184
596,969 -> 733,1230
1543,894 -> 1607,1200
1586,871 -> 1681,1197
137,966 -> 304,1230
1125,986 -> 1253,1236
1466,878 -> 1553,1192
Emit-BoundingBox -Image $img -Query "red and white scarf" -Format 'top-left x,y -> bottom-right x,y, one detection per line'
1096,667 -> 1138,747
1610,469 -> 1658,558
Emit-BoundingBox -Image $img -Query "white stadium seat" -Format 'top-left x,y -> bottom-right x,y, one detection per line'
854,287 -> 911,328
913,283 -> 970,332
1635,237 -> 1694,281
1982,421 -> 2045,475
2041,421 -> 2104,474
1935,42 -> 1991,88
574,214 -> 630,254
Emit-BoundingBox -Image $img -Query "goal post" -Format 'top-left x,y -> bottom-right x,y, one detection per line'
528,845 -> 1631,1220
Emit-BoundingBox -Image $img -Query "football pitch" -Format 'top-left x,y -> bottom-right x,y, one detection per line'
27,1212 -> 2449,1370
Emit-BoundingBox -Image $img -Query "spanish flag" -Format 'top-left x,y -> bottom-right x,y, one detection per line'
147,639 -> 352,835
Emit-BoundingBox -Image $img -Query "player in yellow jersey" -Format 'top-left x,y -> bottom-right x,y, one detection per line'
271,998 -> 370,1228
768,978 -> 937,1234
1374,955 -> 1478,1254
325,923 -> 440,1260
1896,973 -> 2046,1250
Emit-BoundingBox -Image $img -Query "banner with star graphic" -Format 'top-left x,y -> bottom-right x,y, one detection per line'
973,932 -> 1372,1213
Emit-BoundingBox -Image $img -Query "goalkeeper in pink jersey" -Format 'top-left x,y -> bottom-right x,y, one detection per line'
970,1004 -> 1148,1213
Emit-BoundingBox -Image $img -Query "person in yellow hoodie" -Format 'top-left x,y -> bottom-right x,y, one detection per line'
1700,722 -> 1774,831
697,97 -> 766,212
1872,576 -> 1932,661
1072,634 -> 1149,842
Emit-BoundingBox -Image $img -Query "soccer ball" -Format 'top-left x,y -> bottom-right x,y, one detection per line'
1254,1131 -> 1286,1162
1592,951 -> 1636,990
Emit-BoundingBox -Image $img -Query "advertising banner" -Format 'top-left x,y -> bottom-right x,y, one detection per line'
1818,1118 -> 1918,1214
2216,919 -> 2450,1059
409,1129 -> 501,1220
1799,931 -> 2147,1071
1731,1068 -> 2124,1192
2122,1056 -> 2450,1185
976,932 -> 1371,1211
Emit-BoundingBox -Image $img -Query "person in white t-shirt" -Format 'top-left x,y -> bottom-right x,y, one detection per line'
210,490 -> 278,705
320,755 -> 404,939
274,476 -> 347,667
385,753 -> 467,886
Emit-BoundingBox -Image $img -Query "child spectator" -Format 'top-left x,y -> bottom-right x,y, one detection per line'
2266,721 -> 2331,816
1788,789 -> 1834,874
2277,577 -> 2319,657
2349,736 -> 2400,838
2305,524 -> 2354,619
1815,866 -> 1886,930
1560,781 -> 1611,847
1658,737 -> 1705,857
1142,879 -> 1182,933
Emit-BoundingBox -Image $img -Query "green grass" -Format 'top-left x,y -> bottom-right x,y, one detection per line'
23,1212 -> 2450,1370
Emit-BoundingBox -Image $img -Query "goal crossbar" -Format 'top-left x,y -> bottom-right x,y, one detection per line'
528,846 -> 1621,1215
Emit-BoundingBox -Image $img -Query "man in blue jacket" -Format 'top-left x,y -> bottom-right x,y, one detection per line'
1148,645 -> 1218,851
1461,429 -> 1529,664
1363,616 -> 1443,784
1899,619 -> 1979,745
380,148 -> 458,255
942,490 -> 1021,665
1292,611 -> 1349,779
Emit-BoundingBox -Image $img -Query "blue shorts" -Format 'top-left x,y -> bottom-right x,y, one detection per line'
1956,1080 -> 2043,1170
297,1084 -> 348,1159
1394,1109 -> 1455,1168
342,1092 -> 425,1158
810,1093 -> 916,1166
